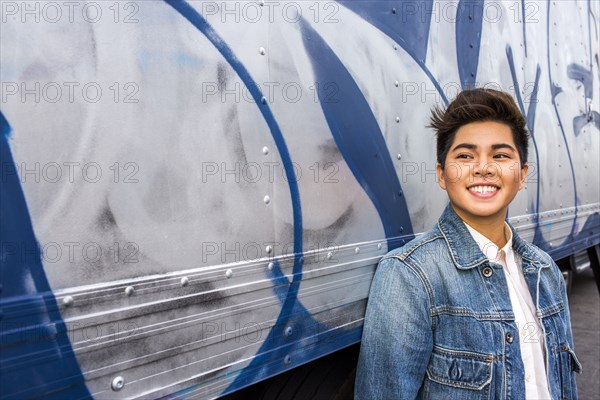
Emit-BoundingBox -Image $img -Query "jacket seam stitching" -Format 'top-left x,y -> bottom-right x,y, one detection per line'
387,255 -> 437,331
383,233 -> 444,261
437,222 -> 488,269
431,306 -> 514,320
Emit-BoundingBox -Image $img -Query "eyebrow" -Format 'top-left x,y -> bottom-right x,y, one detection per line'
451,143 -> 517,152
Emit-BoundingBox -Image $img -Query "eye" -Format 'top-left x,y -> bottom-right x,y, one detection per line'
457,154 -> 473,159
494,153 -> 511,159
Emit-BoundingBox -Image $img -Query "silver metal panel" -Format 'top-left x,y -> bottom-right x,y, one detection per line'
1,0 -> 598,398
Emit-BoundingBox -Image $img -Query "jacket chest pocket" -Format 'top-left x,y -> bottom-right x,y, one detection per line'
424,346 -> 493,400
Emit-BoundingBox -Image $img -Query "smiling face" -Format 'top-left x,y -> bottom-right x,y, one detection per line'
436,121 -> 529,227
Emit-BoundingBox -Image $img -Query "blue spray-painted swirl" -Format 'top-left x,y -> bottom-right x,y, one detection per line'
545,4 -> 578,247
521,0 -> 528,57
588,0 -> 594,69
456,0 -> 484,88
505,46 -> 566,252
338,0 -> 448,104
567,64 -> 600,135
299,17 -> 413,246
506,46 -> 541,216
0,111 -> 92,399
163,0 -> 303,272
162,0 -> 340,395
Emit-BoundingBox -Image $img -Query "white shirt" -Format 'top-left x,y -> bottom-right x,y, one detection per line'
464,221 -> 551,400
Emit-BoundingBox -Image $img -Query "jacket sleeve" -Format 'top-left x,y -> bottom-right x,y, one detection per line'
355,257 -> 434,400
555,259 -> 581,398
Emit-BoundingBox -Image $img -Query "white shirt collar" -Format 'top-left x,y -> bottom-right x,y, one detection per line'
463,221 -> 513,263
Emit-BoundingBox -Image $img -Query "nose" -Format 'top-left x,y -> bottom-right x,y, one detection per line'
473,159 -> 497,177
474,166 -> 491,176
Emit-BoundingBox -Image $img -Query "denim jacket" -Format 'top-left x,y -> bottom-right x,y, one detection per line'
355,205 -> 581,400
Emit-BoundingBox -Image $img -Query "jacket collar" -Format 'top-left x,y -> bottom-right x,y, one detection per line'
437,204 -> 551,270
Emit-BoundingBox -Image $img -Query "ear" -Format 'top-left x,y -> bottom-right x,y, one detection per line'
518,164 -> 529,190
436,163 -> 447,191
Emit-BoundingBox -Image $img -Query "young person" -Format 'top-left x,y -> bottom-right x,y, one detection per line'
355,89 -> 581,399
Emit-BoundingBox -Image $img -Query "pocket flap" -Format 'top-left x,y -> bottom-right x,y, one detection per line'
560,345 -> 583,374
426,346 -> 493,390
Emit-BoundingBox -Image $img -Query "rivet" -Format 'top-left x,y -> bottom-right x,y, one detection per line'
259,47 -> 266,55
111,376 -> 125,391
393,44 -> 397,50
395,116 -> 400,123
125,286 -> 134,296
398,191 -> 403,197
327,251 -> 333,259
225,269 -> 233,278
394,80 -> 399,87
469,43 -> 473,48
397,154 -> 402,160
266,245 -> 273,254
299,256 -> 304,264
264,195 -> 271,204
391,7 -> 396,14
262,146 -> 269,155
284,326 -> 293,337
180,277 -> 189,287
355,247 -> 360,254
259,0 -> 265,5
400,226 -> 404,233
267,262 -> 274,271
377,243 -> 382,250
63,296 -> 74,307
284,354 -> 291,364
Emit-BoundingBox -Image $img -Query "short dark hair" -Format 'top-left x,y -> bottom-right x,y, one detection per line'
429,88 -> 528,168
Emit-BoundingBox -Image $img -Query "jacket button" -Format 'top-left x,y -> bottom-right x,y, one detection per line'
506,332 -> 514,343
482,267 -> 493,278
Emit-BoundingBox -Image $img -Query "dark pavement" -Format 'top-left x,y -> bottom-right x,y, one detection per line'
570,268 -> 600,399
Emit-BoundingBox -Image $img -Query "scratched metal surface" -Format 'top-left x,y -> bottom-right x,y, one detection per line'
1,1 -> 599,399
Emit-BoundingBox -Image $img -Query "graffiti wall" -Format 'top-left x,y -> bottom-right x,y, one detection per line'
1,0 -> 598,398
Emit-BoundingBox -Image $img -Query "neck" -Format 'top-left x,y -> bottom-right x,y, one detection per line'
452,206 -> 508,248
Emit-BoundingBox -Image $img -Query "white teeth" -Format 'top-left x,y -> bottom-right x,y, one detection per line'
468,185 -> 498,193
